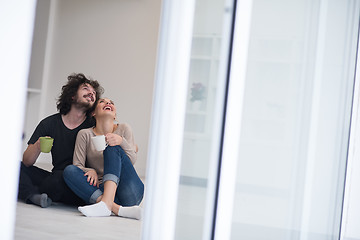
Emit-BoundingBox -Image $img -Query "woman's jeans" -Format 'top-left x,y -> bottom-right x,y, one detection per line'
63,145 -> 144,206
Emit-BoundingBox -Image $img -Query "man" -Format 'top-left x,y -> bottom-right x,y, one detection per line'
18,73 -> 104,207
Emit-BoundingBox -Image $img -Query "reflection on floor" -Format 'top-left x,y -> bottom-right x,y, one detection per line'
14,201 -> 142,240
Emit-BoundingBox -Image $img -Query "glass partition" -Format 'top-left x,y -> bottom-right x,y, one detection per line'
174,0 -> 234,239
144,0 -> 359,239
228,0 -> 360,239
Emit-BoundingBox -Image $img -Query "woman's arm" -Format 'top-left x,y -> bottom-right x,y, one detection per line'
119,123 -> 137,164
74,130 -> 100,186
107,123 -> 137,164
73,130 -> 93,172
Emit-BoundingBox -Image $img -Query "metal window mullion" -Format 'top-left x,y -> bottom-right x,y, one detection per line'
213,0 -> 254,239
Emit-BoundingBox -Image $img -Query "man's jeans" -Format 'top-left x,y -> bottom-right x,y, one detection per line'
63,145 -> 144,206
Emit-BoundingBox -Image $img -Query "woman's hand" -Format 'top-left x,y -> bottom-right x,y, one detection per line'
84,169 -> 99,187
105,133 -> 123,146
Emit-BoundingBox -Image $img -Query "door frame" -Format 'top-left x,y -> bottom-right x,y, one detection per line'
340,5 -> 360,239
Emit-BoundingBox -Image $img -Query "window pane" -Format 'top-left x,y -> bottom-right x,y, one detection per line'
230,0 -> 359,239
174,0 -> 232,239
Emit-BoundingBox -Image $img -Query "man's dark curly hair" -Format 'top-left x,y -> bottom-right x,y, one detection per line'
56,73 -> 104,116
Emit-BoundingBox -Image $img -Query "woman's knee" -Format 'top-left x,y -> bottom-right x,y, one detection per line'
103,146 -> 128,166
63,165 -> 80,180
104,145 -> 118,152
104,145 -> 125,155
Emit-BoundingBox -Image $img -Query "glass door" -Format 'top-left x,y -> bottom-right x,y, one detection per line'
174,0 -> 234,239
217,0 -> 360,239
142,0 -> 235,239
143,0 -> 360,239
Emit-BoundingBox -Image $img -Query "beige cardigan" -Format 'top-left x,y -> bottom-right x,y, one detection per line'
72,123 -> 137,183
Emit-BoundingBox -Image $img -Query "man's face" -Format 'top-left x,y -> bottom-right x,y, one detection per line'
73,83 -> 96,109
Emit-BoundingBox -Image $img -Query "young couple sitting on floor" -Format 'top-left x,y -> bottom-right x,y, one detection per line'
18,73 -> 144,219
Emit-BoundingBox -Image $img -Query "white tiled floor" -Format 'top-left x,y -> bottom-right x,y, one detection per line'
14,201 -> 142,240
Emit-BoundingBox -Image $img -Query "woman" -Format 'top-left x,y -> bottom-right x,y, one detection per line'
63,98 -> 144,219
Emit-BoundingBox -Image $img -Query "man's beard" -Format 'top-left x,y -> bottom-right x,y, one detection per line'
73,95 -> 92,110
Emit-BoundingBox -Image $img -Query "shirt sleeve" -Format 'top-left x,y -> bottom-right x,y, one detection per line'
118,123 -> 137,164
73,130 -> 94,173
27,119 -> 49,145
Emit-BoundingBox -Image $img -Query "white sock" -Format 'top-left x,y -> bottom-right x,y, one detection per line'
118,205 -> 142,220
78,201 -> 111,217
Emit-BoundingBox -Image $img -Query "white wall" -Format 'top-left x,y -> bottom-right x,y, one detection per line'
28,0 -> 162,177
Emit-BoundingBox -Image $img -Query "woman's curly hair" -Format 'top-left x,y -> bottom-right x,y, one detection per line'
56,73 -> 104,116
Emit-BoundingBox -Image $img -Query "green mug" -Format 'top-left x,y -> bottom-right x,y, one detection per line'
40,137 -> 54,153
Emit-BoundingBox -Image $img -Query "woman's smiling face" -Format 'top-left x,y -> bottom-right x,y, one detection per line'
93,98 -> 116,119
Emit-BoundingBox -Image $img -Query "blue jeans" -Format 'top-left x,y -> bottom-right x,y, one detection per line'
63,145 -> 144,206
